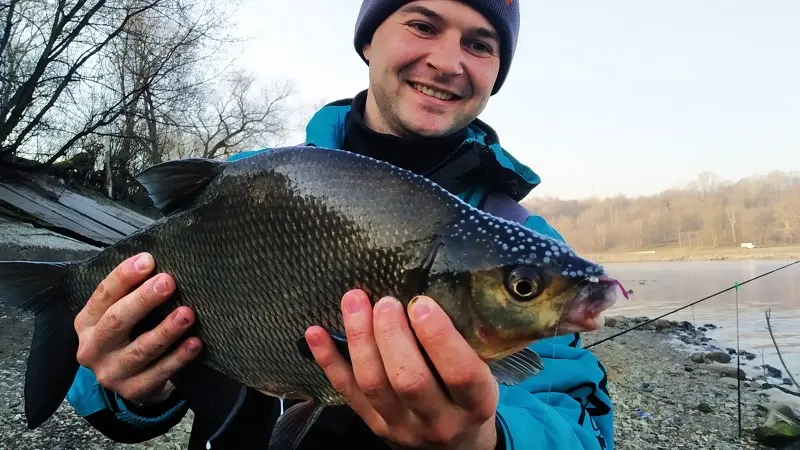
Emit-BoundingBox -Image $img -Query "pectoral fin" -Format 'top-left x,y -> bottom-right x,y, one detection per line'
488,347 -> 544,385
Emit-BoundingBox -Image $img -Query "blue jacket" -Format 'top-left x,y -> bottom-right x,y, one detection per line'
66,97 -> 615,450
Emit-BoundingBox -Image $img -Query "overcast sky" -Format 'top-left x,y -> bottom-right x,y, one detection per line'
226,1 -> 799,200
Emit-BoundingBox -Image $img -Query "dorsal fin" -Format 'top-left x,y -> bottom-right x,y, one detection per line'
134,158 -> 225,215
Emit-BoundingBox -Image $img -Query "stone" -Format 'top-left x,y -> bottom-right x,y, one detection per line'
691,352 -> 706,363
706,352 -> 732,364
763,364 -> 783,378
754,404 -> 800,447
706,362 -> 747,380
653,319 -> 671,331
740,350 -> 757,361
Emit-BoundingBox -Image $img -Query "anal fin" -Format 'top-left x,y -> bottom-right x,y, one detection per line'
488,347 -> 544,386
268,400 -> 325,450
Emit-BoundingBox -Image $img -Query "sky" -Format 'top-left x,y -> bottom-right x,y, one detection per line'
225,1 -> 800,200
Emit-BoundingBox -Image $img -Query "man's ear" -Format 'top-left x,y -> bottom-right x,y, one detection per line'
362,42 -> 372,62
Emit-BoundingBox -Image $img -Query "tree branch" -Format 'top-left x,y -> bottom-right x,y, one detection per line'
765,308 -> 799,391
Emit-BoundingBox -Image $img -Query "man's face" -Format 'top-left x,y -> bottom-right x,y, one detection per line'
362,0 -> 501,138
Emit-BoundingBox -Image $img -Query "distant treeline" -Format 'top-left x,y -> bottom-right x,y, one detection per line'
522,171 -> 800,253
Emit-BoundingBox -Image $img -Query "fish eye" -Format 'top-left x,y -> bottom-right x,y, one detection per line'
506,266 -> 543,301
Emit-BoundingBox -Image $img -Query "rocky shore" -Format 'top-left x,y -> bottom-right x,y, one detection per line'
584,316 -> 800,450
1,303 -> 798,449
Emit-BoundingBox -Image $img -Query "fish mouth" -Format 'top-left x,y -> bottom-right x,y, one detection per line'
557,275 -> 628,334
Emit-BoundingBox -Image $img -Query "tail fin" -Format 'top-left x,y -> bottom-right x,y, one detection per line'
0,261 -> 80,429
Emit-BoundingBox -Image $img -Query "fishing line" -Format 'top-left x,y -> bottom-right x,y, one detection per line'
547,294 -> 572,398
584,259 -> 800,349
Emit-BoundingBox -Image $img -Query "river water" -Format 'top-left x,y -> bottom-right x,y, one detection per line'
601,259 -> 799,381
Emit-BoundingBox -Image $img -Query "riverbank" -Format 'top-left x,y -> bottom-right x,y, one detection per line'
2,306 -> 798,449
582,245 -> 800,263
585,316 -> 800,449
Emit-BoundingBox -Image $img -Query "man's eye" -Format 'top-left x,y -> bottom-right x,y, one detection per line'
469,41 -> 492,54
409,21 -> 434,34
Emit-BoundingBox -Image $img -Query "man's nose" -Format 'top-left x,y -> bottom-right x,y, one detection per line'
425,34 -> 465,76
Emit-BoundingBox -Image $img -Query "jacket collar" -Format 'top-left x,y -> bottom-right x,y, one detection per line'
302,92 -> 542,201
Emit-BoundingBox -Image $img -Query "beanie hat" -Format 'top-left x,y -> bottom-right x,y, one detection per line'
353,0 -> 520,95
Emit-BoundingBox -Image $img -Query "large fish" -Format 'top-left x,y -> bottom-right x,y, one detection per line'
0,145 -> 624,449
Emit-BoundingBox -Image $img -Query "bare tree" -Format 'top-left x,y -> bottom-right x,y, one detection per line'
523,171 -> 800,253
179,71 -> 295,160
0,0 -> 165,166
726,206 -> 737,244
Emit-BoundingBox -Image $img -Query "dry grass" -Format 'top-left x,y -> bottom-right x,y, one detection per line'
581,245 -> 800,263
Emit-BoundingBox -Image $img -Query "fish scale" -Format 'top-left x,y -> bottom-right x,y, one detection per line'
0,145 -> 622,450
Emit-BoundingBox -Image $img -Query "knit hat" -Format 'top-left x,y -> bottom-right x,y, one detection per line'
353,0 -> 520,95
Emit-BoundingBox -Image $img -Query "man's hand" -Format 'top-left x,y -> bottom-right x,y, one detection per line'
74,252 -> 203,404
305,289 -> 500,450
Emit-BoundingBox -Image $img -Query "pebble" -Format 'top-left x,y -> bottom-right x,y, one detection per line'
584,315 -> 793,450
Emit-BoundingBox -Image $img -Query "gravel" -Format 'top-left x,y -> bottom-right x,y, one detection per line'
1,304 -> 797,449
0,217 -> 100,261
584,316 -> 800,450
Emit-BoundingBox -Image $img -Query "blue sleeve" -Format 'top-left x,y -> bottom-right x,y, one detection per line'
226,148 -> 271,161
495,335 -> 613,450
523,214 -> 567,243
493,214 -> 614,450
66,366 -> 188,443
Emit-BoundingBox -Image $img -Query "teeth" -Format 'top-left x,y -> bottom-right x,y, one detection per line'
413,83 -> 454,101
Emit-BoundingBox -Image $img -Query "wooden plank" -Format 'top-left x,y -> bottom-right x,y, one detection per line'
37,183 -> 154,230
0,183 -> 120,244
55,190 -> 145,236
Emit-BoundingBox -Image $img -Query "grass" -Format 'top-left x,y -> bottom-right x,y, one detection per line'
580,245 -> 800,263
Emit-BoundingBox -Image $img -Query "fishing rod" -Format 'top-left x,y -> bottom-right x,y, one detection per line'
584,259 -> 800,349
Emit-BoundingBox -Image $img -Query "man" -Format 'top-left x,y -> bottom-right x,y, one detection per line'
65,1 -> 614,449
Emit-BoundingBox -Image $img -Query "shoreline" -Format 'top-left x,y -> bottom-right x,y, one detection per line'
585,316 -> 800,449
1,305 -> 798,449
580,245 -> 800,263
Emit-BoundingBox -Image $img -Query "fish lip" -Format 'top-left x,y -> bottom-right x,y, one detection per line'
558,275 -> 625,333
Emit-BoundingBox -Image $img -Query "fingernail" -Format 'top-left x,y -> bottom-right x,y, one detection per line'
375,297 -> 398,314
305,329 -> 323,347
185,338 -> 201,352
410,296 -> 430,321
343,292 -> 363,314
134,253 -> 152,272
154,275 -> 170,295
174,309 -> 191,326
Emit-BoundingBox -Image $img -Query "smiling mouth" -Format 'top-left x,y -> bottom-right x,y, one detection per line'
409,82 -> 460,101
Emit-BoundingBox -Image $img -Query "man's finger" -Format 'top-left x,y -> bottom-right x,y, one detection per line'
305,326 -> 387,434
119,338 -> 202,403
91,272 -> 176,349
137,337 -> 202,394
116,306 -> 197,377
372,296 -> 450,423
340,290 -> 405,424
77,253 -> 155,329
408,296 -> 497,418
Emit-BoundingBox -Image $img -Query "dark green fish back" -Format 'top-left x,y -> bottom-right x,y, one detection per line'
63,147 -> 463,405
